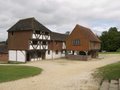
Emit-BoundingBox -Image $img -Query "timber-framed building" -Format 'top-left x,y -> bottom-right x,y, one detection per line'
66,24 -> 101,60
8,18 -> 67,62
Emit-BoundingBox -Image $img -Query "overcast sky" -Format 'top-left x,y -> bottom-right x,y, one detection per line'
0,0 -> 120,41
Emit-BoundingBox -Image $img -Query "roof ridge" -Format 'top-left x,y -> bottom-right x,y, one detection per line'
52,31 -> 67,35
76,24 -> 91,30
19,17 -> 35,21
7,17 -> 51,32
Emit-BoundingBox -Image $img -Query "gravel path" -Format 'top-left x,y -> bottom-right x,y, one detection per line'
0,54 -> 120,90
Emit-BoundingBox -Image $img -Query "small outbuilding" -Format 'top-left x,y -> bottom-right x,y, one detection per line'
66,24 -> 101,60
0,41 -> 8,63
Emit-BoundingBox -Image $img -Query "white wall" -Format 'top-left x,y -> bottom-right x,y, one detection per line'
31,58 -> 42,61
46,50 -> 65,59
46,50 -> 53,59
29,45 -> 48,50
9,50 -> 26,62
32,34 -> 50,40
62,42 -> 66,49
61,51 -> 66,57
17,51 -> 26,62
53,51 -> 62,59
29,45 -> 40,49
9,50 -> 16,61
32,34 -> 42,39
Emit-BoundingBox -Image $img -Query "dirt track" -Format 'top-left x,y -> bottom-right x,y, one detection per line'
0,54 -> 120,90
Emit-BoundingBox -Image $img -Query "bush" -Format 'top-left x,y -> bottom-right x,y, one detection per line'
116,48 -> 120,52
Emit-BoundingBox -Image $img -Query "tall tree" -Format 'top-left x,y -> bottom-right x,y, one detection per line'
100,27 -> 120,52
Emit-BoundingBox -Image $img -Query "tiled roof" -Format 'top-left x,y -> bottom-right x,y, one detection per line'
51,32 -> 68,41
7,17 -> 51,32
76,24 -> 101,42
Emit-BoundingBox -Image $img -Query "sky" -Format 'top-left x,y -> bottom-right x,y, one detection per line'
0,0 -> 120,41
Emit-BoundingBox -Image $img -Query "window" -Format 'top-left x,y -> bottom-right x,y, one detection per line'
56,50 -> 58,54
42,41 -> 47,45
48,50 -> 50,55
72,39 -> 80,46
32,40 -> 38,45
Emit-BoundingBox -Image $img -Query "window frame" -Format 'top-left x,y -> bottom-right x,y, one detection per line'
72,39 -> 80,46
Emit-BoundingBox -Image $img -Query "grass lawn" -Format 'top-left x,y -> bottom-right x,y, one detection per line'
94,62 -> 120,81
0,65 -> 42,83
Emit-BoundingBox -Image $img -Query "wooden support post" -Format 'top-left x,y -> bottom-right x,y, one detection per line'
84,51 -> 88,60
84,51 -> 88,56
72,51 -> 74,55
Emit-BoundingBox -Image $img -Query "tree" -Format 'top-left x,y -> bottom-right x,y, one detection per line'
100,27 -> 120,52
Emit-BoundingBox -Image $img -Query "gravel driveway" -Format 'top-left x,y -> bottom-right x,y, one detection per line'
0,54 -> 120,90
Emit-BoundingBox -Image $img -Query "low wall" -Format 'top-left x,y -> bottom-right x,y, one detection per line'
0,53 -> 8,63
66,54 -> 91,61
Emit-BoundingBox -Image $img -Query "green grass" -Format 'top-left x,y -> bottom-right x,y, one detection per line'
0,65 -> 42,83
94,62 -> 120,81
99,52 -> 120,54
0,61 -> 26,64
8,61 -> 25,64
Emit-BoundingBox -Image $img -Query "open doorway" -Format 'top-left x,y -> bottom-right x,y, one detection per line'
26,51 -> 30,61
41,52 -> 45,59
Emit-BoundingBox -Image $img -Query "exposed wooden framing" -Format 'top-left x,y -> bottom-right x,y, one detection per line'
29,40 -> 39,50
44,34 -> 50,40
34,30 -> 42,39
30,39 -> 50,41
29,30 -> 50,61
16,50 -> 17,61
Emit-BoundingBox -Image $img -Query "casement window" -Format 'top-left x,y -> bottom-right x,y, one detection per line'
56,50 -> 58,54
72,39 -> 80,46
32,40 -> 38,45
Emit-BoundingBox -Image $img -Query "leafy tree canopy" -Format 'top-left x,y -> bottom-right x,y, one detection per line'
100,27 -> 120,52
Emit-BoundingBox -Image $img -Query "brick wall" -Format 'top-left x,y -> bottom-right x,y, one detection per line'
0,53 -> 8,63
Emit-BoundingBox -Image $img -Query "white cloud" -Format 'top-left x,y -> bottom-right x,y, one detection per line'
0,0 -> 120,41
